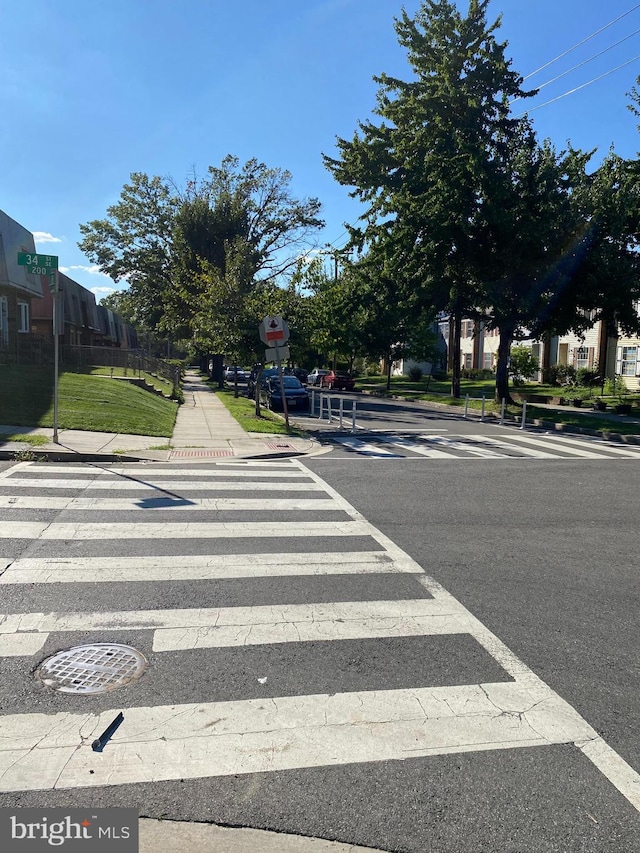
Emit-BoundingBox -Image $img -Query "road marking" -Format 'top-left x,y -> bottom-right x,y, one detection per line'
9,465 -> 308,478
0,634 -> 48,657
462,434 -> 559,458
500,434 -> 609,458
418,436 -> 508,457
0,520 -> 368,540
377,435 -> 453,457
329,437 -> 404,457
0,680 -> 600,793
0,598 -> 452,639
531,433 -> 640,457
0,551 -> 416,584
0,479 -> 324,491
0,496 -> 341,511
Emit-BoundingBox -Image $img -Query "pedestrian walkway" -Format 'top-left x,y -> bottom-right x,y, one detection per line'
0,370 -> 321,461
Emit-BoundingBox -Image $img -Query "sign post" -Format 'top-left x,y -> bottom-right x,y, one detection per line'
18,254 -> 61,443
259,316 -> 291,430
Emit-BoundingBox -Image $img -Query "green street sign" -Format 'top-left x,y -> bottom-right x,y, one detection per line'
17,252 -> 59,275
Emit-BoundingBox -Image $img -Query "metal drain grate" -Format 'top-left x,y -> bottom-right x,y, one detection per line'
265,442 -> 296,451
36,643 -> 147,695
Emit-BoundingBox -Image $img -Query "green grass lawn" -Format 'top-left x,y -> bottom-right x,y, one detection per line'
86,365 -> 174,396
214,387 -> 307,436
0,366 -> 178,436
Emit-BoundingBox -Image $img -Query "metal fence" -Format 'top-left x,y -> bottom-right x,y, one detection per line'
0,340 -> 180,392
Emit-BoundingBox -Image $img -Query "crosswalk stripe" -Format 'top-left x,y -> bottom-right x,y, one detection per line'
0,551 -> 414,584
418,436 -> 508,457
0,679 -> 596,793
499,433 -> 609,458
9,465 -> 308,477
462,434 -> 559,458
377,435 -> 453,457
0,598 -> 449,640
0,520 -> 368,540
329,437 -> 403,457
525,433 -> 640,457
0,496 -> 340,511
0,478 -> 324,491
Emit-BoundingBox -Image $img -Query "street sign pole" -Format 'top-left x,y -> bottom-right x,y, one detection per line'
274,343 -> 290,430
52,271 -> 60,444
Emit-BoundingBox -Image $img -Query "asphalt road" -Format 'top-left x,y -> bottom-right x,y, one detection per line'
0,418 -> 638,852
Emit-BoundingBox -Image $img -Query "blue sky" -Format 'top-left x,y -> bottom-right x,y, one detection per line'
1,0 -> 639,300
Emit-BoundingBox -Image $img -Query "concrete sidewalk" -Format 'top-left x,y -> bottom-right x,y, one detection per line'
0,370 -> 324,461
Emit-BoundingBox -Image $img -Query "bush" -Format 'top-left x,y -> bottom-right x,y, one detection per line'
547,364 -> 576,386
407,366 -> 423,381
460,368 -> 494,380
575,367 -> 601,388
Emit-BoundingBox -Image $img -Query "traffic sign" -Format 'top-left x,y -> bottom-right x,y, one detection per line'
17,252 -> 59,276
259,315 -> 290,347
265,345 -> 290,363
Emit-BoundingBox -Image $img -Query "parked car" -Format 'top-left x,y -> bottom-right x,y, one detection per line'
264,375 -> 310,411
224,365 -> 247,382
319,370 -> 355,391
246,366 -> 278,398
307,369 -> 331,386
285,367 -> 309,384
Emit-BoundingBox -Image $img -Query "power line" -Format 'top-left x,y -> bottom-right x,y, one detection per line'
518,53 -> 640,115
532,27 -> 640,93
523,4 -> 640,80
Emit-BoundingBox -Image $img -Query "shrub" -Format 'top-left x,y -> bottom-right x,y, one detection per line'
460,368 -> 494,380
407,366 -> 423,381
575,367 -> 601,388
547,363 -> 576,386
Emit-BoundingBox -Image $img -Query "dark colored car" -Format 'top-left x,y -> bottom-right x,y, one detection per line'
264,375 -> 310,411
247,366 -> 278,398
320,370 -> 355,391
285,367 -> 309,385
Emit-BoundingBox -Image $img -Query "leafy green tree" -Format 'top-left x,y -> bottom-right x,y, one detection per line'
79,156 -> 324,347
508,345 -> 539,385
323,0 -> 534,397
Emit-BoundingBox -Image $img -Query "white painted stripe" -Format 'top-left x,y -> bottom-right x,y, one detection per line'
19,461 -> 302,474
0,496 -> 341,511
0,598 -> 451,637
0,634 -> 48,657
500,434 -> 607,458
463,435 -> 559,458
0,552 -> 416,585
377,435 -> 453,458
332,437 -> 403,457
0,478 -> 324,491
418,436 -> 508,458
528,433 -> 640,458
4,520 -> 367,540
0,680 -> 597,793
153,612 -> 463,651
10,467 -> 308,478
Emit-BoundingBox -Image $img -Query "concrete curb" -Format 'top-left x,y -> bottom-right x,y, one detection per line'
139,818 -> 389,853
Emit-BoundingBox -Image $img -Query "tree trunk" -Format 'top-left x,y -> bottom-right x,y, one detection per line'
386,353 -> 392,391
495,328 -> 514,403
451,311 -> 462,398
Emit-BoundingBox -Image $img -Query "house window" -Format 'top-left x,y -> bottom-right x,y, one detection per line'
575,346 -> 589,369
464,353 -> 472,369
620,346 -> 637,377
483,352 -> 492,369
18,301 -> 29,333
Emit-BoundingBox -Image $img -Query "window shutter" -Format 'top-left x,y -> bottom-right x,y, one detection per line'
588,348 -> 594,368
616,346 -> 622,375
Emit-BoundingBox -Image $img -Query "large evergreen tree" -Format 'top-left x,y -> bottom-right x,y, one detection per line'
323,0 -> 534,396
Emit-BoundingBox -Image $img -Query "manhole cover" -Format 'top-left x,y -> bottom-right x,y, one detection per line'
36,643 -> 147,695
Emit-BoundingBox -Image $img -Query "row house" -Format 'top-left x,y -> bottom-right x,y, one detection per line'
1,208 -> 138,358
0,209 -> 44,354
